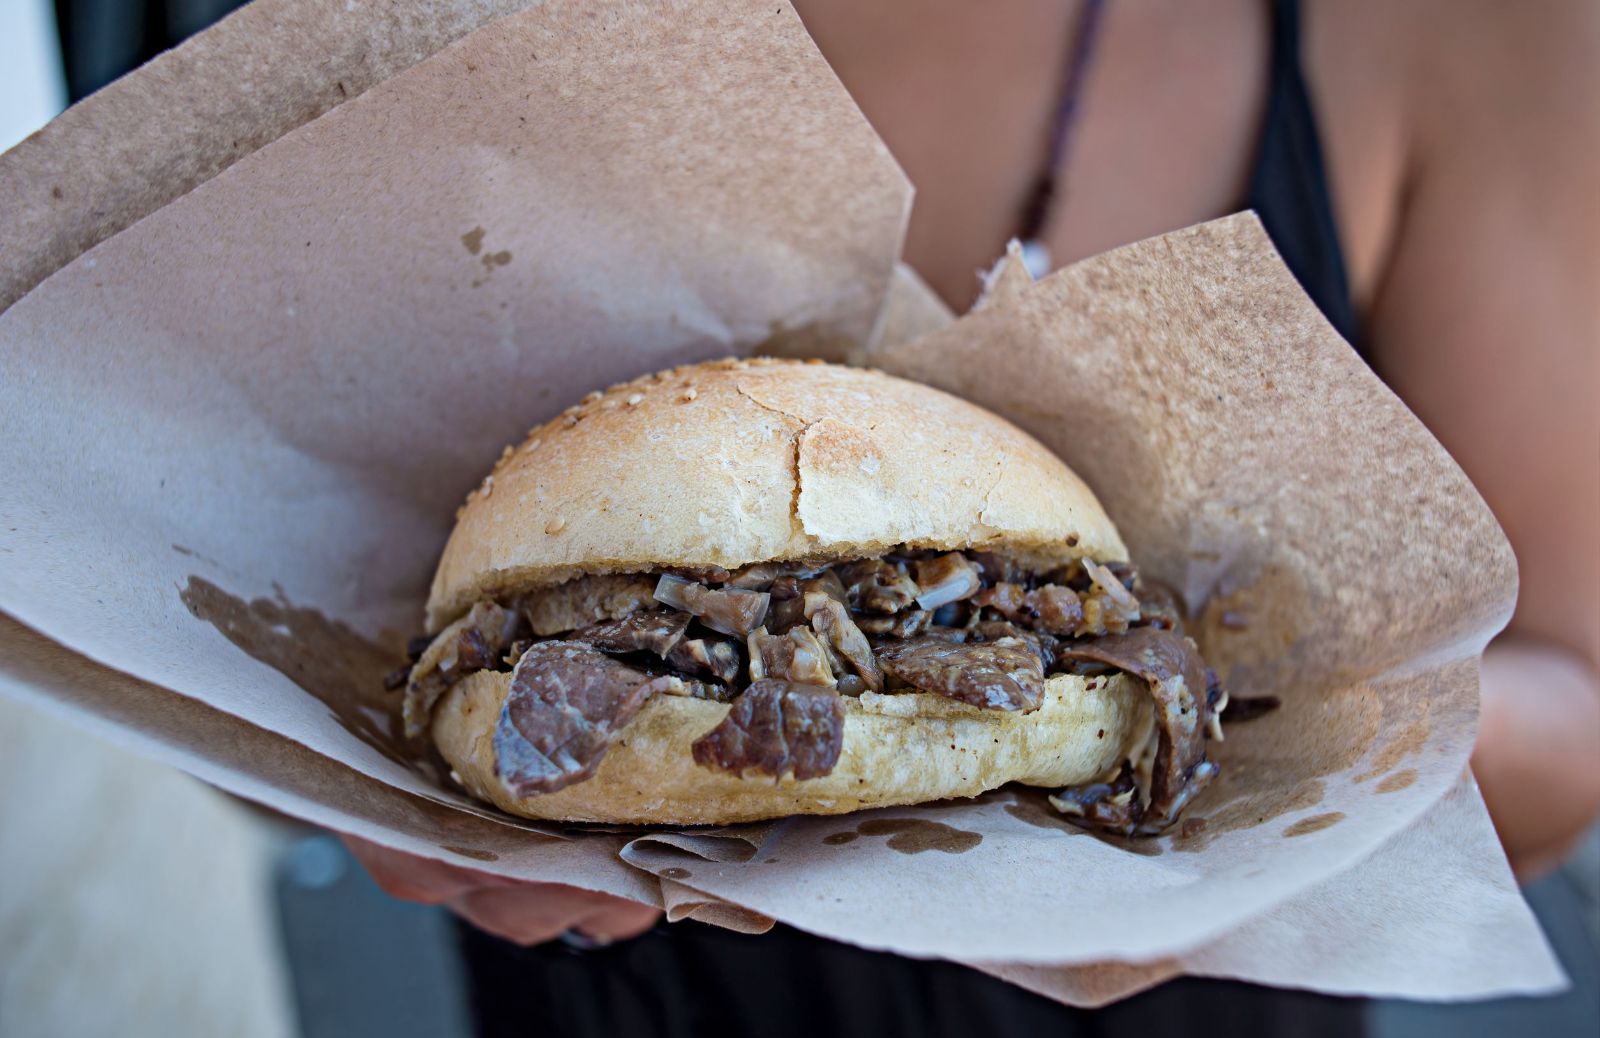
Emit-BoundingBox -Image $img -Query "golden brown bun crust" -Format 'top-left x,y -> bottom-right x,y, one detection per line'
426,359 -> 1126,631
431,670 -> 1153,825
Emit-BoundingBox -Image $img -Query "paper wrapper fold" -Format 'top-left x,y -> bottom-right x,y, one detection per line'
0,0 -> 1562,1005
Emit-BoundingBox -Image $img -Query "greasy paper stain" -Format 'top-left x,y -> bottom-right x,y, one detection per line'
1173,776 -> 1327,852
179,575 -> 411,769
822,831 -> 859,846
1375,769 -> 1418,794
661,867 -> 692,880
1158,671 -> 1388,851
837,818 -> 983,855
1283,812 -> 1345,838
1354,714 -> 1431,782
1001,788 -> 1081,833
1001,789 -> 1163,856
442,844 -> 499,862
462,226 -> 511,286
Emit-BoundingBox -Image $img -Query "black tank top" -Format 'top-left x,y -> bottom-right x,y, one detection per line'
455,4 -> 1369,1035
1246,0 -> 1362,348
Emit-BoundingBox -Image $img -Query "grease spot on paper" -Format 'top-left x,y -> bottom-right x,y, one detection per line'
1283,812 -> 1345,837
1354,714 -> 1430,782
179,575 -> 410,768
829,818 -> 982,855
1375,769 -> 1418,794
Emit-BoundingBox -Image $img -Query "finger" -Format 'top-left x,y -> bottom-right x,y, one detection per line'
447,886 -> 585,945
569,899 -> 663,943
447,886 -> 661,946
341,835 -> 511,905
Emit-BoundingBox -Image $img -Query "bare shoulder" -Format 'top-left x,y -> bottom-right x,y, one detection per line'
1303,0 -> 1598,308
1334,0 -> 1598,666
1398,0 -> 1599,147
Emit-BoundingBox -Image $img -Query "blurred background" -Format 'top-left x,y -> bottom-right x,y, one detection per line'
2,2 -> 1597,1035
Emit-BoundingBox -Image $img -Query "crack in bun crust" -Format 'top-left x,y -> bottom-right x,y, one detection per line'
426,359 -> 1127,632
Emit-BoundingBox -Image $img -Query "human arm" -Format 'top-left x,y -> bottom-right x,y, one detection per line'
1360,0 -> 1600,879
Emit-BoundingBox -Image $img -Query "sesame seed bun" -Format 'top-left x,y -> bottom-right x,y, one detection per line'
422,358 -> 1144,824
426,359 -> 1126,632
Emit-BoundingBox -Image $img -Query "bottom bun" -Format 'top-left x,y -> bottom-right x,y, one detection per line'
432,671 -> 1154,826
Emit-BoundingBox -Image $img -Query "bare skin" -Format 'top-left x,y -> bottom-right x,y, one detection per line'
343,836 -> 660,945
353,0 -> 1600,939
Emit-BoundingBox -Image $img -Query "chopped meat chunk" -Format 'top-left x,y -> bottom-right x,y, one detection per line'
1135,581 -> 1186,632
836,559 -> 919,613
726,561 -> 817,591
1048,762 -> 1141,831
856,608 -> 931,638
404,601 -> 519,738
876,637 -> 1044,711
523,575 -> 658,636
746,625 -> 836,687
492,641 -> 673,795
969,551 -> 1022,585
664,633 -> 743,684
653,574 -> 770,637
913,552 -> 983,609
974,582 -> 1084,635
569,610 -> 690,657
805,594 -> 883,691
971,620 -> 1057,669
800,569 -> 849,605
691,679 -> 845,780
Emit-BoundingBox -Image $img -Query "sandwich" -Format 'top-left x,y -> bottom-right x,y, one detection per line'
390,358 -> 1227,831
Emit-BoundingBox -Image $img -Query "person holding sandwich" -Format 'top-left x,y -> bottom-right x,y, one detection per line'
345,1 -> 1599,1035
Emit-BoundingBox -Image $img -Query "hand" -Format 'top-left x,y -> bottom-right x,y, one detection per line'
1472,638 -> 1600,881
342,835 -> 662,946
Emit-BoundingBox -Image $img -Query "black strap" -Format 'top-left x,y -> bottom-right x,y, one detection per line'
1244,0 -> 1363,348
1016,0 -> 1110,248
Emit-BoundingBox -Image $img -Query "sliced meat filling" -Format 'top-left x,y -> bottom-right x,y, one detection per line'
836,559 -> 919,613
398,546 -> 1227,833
1048,762 -> 1141,833
664,633 -> 743,684
569,610 -> 691,657
1054,627 -> 1221,836
403,601 -> 518,738
492,641 -> 683,796
691,679 -> 845,780
855,608 -> 931,638
971,621 -> 1058,670
747,625 -> 837,687
569,609 -> 739,691
876,636 -> 1044,711
653,574 -> 770,637
523,575 -> 659,636
804,595 -> 883,692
